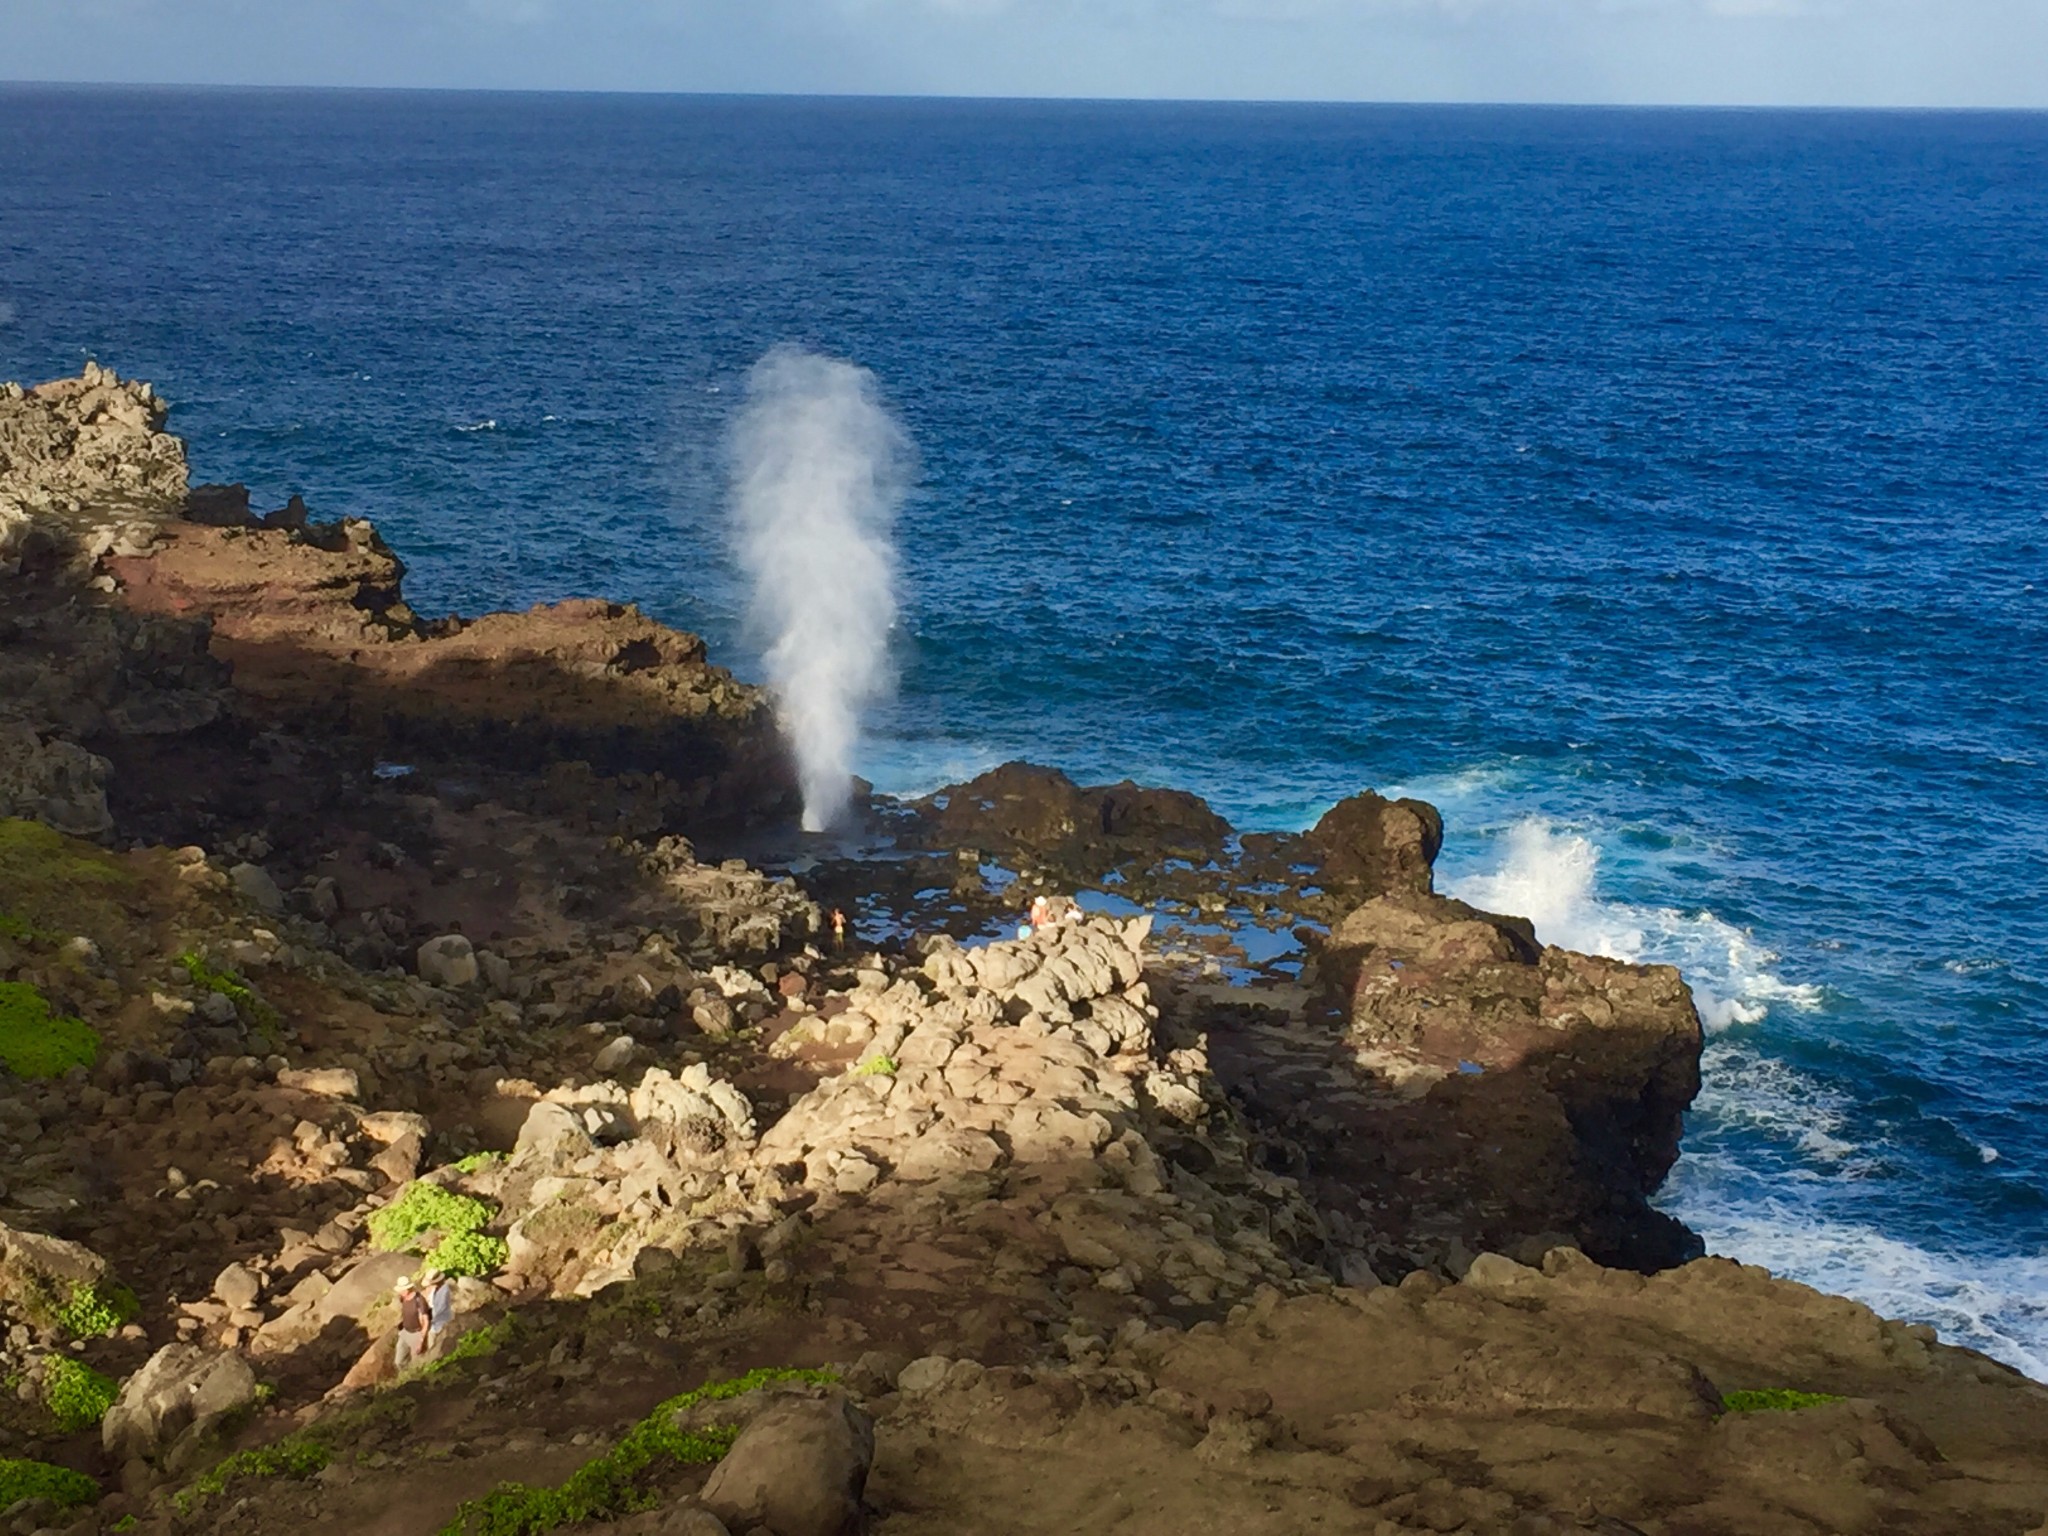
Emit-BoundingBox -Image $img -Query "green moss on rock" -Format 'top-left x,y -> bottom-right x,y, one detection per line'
0,981 -> 99,1079
0,818 -> 131,945
1721,1388 -> 1845,1414
177,950 -> 281,1031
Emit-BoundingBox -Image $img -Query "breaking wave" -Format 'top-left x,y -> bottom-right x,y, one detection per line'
1443,816 -> 1822,1030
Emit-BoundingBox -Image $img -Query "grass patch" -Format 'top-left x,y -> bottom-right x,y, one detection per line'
451,1151 -> 504,1174
851,1054 -> 899,1078
172,1432 -> 332,1517
369,1183 -> 505,1278
0,818 -> 131,946
439,1366 -> 836,1536
1721,1388 -> 1846,1414
177,949 -> 282,1032
0,981 -> 99,1079
0,1457 -> 99,1510
413,1316 -> 516,1380
42,1356 -> 118,1432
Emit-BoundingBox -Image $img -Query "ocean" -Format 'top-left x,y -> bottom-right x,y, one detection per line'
3,85 -> 2044,1373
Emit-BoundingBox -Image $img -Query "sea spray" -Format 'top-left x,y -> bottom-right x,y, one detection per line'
1442,815 -> 1821,1030
728,346 -> 911,832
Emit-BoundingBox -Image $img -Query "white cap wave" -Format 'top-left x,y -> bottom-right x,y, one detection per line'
1445,816 -> 1820,1029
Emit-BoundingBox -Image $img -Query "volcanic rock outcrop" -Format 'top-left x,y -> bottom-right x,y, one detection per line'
2,364 -> 2044,1536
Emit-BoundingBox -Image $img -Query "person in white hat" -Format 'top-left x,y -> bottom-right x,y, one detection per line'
393,1275 -> 428,1370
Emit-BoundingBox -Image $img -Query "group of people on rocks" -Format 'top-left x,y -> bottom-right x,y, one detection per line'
391,1270 -> 455,1370
1020,891 -> 1081,938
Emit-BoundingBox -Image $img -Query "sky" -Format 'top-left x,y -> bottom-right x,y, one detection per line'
2,0 -> 2045,109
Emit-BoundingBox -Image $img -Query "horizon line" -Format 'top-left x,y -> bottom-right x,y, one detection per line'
3,78 -> 2046,116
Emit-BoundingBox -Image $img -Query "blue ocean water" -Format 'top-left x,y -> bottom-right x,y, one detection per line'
4,86 -> 2045,1372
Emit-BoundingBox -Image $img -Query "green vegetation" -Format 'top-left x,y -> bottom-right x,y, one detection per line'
451,1150 -> 504,1174
413,1316 -> 515,1380
1721,1388 -> 1846,1414
368,1183 -> 506,1277
177,950 -> 281,1031
0,818 -> 132,946
54,1279 -> 139,1339
439,1366 -> 837,1536
113,1516 -> 139,1532
424,1230 -> 510,1279
0,1457 -> 99,1510
41,1356 -> 118,1432
852,1053 -> 899,1077
172,1432 -> 332,1517
0,981 -> 99,1079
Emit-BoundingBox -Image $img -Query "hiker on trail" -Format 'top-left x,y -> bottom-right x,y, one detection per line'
393,1275 -> 428,1370
423,1270 -> 455,1356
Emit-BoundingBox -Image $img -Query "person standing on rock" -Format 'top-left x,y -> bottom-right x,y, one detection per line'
393,1276 -> 428,1371
423,1270 -> 454,1356
831,908 -> 847,950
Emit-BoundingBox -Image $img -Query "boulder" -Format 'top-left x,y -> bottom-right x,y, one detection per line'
276,1066 -> 359,1100
0,723 -> 113,838
512,1100 -> 596,1168
1301,789 -> 1444,900
312,1251 -> 416,1329
417,934 -> 479,989
911,761 -> 1232,874
102,1344 -> 257,1464
0,1219 -> 112,1328
698,1393 -> 875,1536
212,1263 -> 262,1312
611,1507 -> 731,1536
228,861 -> 285,915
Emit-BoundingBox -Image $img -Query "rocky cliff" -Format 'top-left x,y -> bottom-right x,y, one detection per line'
0,366 -> 2042,1536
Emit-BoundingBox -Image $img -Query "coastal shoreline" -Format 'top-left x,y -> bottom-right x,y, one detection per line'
3,366 -> 2044,1535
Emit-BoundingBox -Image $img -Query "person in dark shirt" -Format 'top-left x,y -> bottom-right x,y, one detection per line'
393,1276 -> 428,1370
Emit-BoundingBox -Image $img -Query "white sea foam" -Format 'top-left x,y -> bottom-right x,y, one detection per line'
729,346 -> 910,833
1670,1193 -> 2048,1379
456,419 -> 497,432
1443,816 -> 1822,1030
1688,1037 -> 1868,1169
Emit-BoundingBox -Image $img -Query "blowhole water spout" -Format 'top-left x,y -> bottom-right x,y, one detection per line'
728,346 -> 910,833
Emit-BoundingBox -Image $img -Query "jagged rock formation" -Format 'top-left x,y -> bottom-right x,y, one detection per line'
0,363 -> 186,579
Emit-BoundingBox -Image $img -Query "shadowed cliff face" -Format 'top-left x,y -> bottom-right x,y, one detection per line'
106,514 -> 800,837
